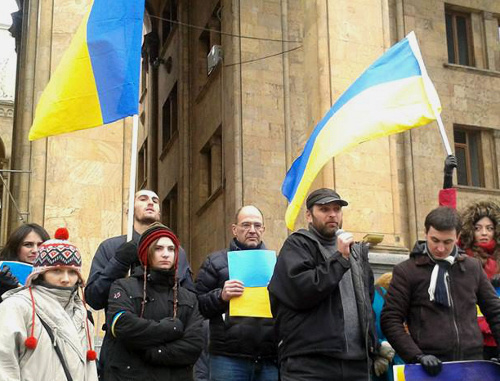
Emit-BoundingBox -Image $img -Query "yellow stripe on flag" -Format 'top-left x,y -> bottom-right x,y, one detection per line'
29,12 -> 103,140
229,287 -> 272,318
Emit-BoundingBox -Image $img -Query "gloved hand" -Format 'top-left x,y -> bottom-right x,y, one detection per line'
0,265 -> 20,296
416,354 -> 442,376
115,241 -> 139,267
373,356 -> 389,377
444,155 -> 457,175
379,341 -> 396,361
491,274 -> 500,288
159,317 -> 184,342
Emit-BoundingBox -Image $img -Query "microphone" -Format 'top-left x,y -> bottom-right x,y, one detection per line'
335,229 -> 356,258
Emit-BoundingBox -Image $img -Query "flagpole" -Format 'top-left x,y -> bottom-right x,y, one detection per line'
435,114 -> 453,156
126,114 -> 139,241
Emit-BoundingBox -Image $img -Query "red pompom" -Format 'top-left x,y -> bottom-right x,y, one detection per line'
86,349 -> 97,361
25,336 -> 37,349
54,227 -> 69,240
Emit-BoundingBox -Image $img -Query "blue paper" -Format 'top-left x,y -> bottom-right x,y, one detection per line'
395,361 -> 500,381
0,261 -> 33,286
228,250 -> 277,287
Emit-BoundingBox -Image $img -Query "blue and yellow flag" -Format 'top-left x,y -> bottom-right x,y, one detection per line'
282,32 -> 441,230
29,0 -> 145,140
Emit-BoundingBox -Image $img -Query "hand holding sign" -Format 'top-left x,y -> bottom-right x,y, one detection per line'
221,280 -> 245,301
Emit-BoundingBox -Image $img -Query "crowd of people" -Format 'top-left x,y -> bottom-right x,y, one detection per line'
0,155 -> 499,380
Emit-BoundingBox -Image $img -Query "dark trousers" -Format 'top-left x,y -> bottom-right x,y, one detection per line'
280,354 -> 369,381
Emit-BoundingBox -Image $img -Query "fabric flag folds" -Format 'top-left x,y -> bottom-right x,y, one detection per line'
28,0 -> 145,140
282,31 -> 442,230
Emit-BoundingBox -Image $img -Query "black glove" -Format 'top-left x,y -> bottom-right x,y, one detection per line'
416,354 -> 442,376
491,274 -> 500,288
0,265 -> 20,296
115,241 -> 139,267
443,155 -> 457,189
158,317 -> 184,342
444,155 -> 457,175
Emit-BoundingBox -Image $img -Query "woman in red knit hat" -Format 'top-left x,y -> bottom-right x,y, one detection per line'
102,222 -> 203,381
0,228 -> 98,381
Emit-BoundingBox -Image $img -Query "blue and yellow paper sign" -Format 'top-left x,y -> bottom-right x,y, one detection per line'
228,250 -> 277,318
0,261 -> 33,285
394,361 -> 500,381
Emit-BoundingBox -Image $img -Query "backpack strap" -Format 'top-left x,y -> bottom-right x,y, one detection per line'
37,315 -> 74,381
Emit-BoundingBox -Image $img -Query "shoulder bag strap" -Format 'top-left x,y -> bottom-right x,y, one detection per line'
37,315 -> 74,381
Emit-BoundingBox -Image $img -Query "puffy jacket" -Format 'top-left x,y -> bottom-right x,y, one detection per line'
381,241 -> 500,363
0,285 -> 98,381
268,229 -> 376,361
195,239 -> 277,359
85,231 -> 194,311
103,267 -> 203,381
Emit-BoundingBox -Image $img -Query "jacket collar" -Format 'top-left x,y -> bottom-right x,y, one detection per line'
229,238 -> 266,251
410,240 -> 467,266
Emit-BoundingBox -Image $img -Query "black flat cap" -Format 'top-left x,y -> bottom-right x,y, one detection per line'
306,188 -> 348,210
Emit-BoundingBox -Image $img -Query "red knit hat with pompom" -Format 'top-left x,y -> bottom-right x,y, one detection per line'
24,228 -> 96,361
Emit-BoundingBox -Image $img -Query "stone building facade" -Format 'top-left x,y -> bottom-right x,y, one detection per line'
9,0 -> 500,278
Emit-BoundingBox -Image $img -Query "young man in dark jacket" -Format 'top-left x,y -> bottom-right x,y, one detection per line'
381,207 -> 500,376
268,188 -> 377,380
85,190 -> 194,375
195,205 -> 278,381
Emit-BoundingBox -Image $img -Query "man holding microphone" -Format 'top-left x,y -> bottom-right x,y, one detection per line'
269,188 -> 381,380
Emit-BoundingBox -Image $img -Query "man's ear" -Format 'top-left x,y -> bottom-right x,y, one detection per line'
231,224 -> 238,237
305,209 -> 312,223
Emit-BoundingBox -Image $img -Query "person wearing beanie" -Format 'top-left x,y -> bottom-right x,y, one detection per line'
102,222 -> 203,381
0,228 -> 98,381
460,200 -> 500,359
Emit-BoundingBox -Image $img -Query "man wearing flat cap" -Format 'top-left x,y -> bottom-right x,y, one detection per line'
268,188 -> 378,380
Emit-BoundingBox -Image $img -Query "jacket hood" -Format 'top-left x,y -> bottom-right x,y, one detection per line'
460,201 -> 500,250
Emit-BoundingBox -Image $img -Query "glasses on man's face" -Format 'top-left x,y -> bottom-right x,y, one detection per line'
238,222 -> 264,231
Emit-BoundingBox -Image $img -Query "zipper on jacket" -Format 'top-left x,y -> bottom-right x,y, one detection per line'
447,275 -> 460,360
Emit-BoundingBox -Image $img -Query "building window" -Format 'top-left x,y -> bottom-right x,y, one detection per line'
161,83 -> 178,152
162,0 -> 178,45
137,140 -> 148,189
162,185 -> 178,234
454,127 -> 483,187
200,126 -> 222,198
445,8 -> 474,66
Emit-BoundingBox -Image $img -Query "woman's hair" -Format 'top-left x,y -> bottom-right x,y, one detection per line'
0,223 -> 50,261
375,272 -> 393,290
460,201 -> 500,249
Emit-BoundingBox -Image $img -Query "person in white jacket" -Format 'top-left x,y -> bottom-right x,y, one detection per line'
0,228 -> 98,381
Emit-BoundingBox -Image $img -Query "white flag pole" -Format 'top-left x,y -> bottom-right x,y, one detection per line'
126,114 -> 139,242
435,114 -> 453,156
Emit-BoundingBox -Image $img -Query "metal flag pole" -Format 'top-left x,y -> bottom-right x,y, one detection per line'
126,114 -> 139,241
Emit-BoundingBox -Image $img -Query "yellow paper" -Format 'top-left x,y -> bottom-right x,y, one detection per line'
229,287 -> 272,318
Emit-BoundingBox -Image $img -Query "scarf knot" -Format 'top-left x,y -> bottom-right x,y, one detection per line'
427,246 -> 457,307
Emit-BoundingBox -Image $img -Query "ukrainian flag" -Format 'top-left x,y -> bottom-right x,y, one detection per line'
29,0 -> 145,140
282,32 -> 442,230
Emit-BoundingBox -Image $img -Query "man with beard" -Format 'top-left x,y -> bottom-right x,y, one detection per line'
268,188 -> 378,380
85,190 -> 193,375
196,205 -> 278,381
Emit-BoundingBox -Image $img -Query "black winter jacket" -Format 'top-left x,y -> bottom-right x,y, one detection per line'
85,231 -> 194,311
381,241 -> 500,363
102,267 -> 203,381
268,229 -> 376,361
195,239 -> 277,360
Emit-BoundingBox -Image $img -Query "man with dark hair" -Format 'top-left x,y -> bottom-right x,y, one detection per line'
195,205 -> 277,381
268,188 -> 378,380
85,189 -> 194,376
382,206 -> 500,376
